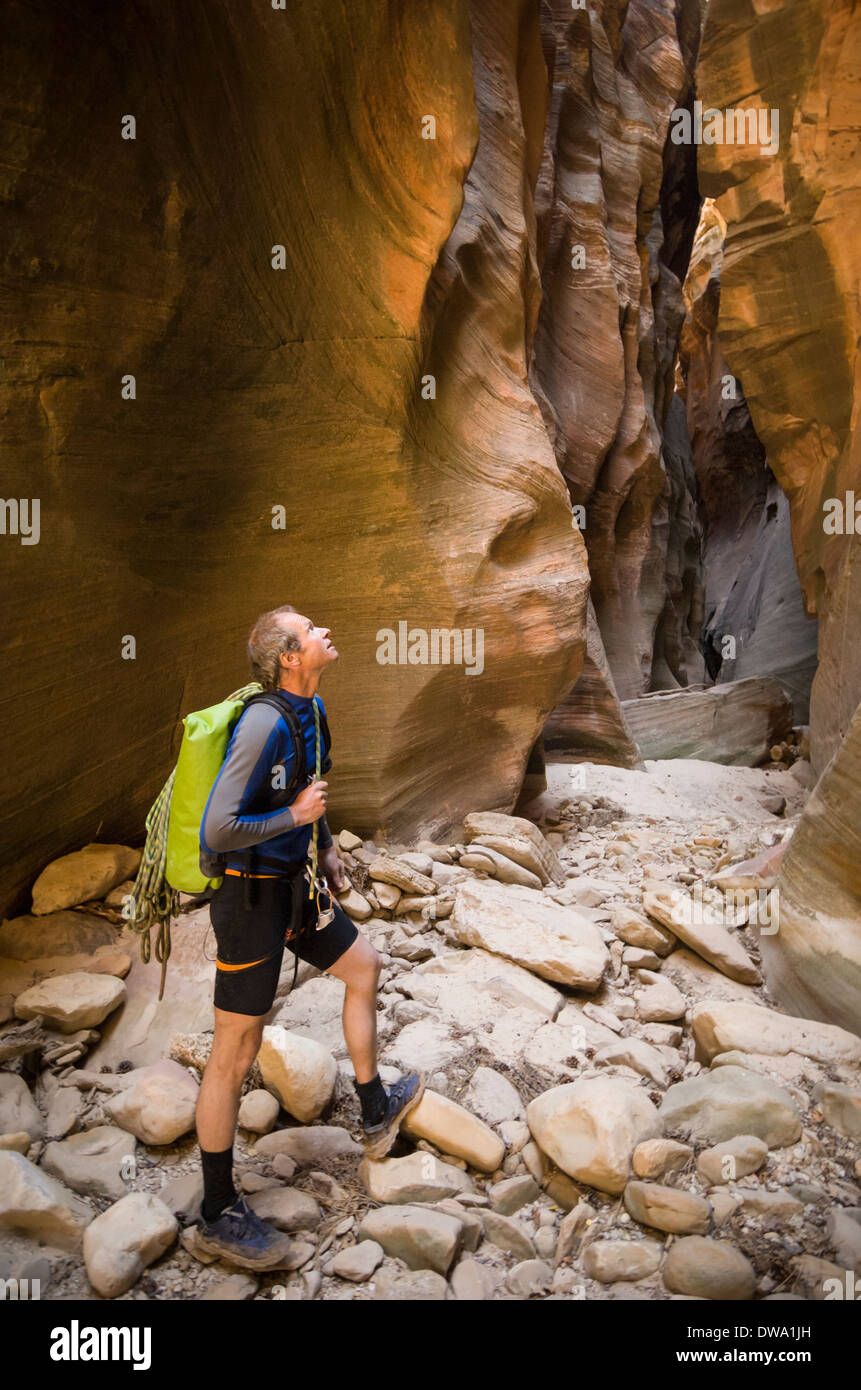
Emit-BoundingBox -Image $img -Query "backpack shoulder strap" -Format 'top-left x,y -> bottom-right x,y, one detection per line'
242,690 -> 307,789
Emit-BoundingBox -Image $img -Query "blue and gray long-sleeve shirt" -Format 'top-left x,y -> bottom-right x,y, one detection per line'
199,689 -> 333,877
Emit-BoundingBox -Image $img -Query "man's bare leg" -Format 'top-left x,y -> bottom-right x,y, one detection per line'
326,932 -> 424,1154
325,933 -> 382,1083
197,1007 -> 265,1152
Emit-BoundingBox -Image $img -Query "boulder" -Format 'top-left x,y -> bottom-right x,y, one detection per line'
401,1090 -> 504,1172
663,1235 -> 756,1300
238,1089 -> 280,1134
487,1175 -> 540,1216
42,1126 -> 136,1201
0,1073 -> 43,1141
471,847 -> 543,889
359,1152 -> 474,1204
621,679 -> 793,765
83,1192 -> 177,1298
609,905 -> 676,956
623,1181 -> 711,1235
594,1038 -> 670,1088
526,1077 -> 662,1195
0,910 -> 117,960
480,1210 -> 536,1260
337,887 -> 373,921
659,1065 -> 801,1148
691,1000 -> 861,1067
448,879 -> 608,990
31,844 -> 141,915
247,1187 -> 321,1232
331,1239 -> 384,1281
582,1238 -> 662,1283
104,1058 -> 198,1145
462,811 -> 565,887
370,1266 -> 449,1301
257,1026 -> 337,1122
632,1138 -> 693,1181
696,1135 -> 768,1186
357,1204 -> 463,1275
368,856 -> 437,896
462,1066 -> 526,1126
812,1081 -> 861,1139
643,888 -> 760,984
634,974 -> 687,1023
0,1150 -> 92,1248
254,1125 -> 362,1166
14,971 -> 126,1032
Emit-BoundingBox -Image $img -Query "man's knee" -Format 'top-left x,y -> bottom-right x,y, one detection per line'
340,938 -> 382,992
207,1012 -> 264,1081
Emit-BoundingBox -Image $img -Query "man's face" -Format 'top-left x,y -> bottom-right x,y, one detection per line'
280,613 -> 338,674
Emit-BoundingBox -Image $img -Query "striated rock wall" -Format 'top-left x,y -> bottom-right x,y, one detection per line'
762,699 -> 861,1036
696,0 -> 861,774
678,202 -> 818,720
531,0 -> 701,704
0,0 -> 585,915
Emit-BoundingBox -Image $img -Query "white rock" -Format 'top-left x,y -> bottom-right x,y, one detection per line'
358,1151 -> 474,1203
402,1090 -> 504,1172
42,1126 -> 136,1200
104,1059 -> 199,1145
0,1073 -> 43,1141
358,1204 -> 463,1275
331,1239 -> 384,1281
0,1150 -> 93,1248
594,1038 -> 670,1087
14,972 -> 126,1032
448,879 -> 608,990
257,1026 -> 337,1122
463,811 -> 565,886
238,1089 -> 280,1134
643,887 -> 759,984
463,1066 -> 526,1126
691,1000 -> 861,1067
83,1192 -> 177,1298
526,1077 -> 662,1194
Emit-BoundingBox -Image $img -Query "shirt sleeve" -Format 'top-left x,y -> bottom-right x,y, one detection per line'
201,703 -> 302,852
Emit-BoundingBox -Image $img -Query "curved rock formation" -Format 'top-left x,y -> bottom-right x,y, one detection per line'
697,0 -> 861,774
0,0 -> 585,914
678,202 -> 818,720
761,700 -> 861,1036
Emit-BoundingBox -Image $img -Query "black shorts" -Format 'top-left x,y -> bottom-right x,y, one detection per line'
210,869 -> 359,1016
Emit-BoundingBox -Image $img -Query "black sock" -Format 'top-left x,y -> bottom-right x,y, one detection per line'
200,1146 -> 237,1223
354,1073 -> 387,1126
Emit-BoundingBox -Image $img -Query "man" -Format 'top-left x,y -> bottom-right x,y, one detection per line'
193,604 -> 424,1269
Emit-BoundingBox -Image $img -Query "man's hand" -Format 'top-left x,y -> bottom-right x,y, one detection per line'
291,779 -> 329,827
320,844 -> 346,893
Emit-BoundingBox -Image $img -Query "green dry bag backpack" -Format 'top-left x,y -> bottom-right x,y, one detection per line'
165,694 -> 252,893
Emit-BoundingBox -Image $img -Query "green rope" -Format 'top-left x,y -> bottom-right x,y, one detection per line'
122,682 -> 263,1000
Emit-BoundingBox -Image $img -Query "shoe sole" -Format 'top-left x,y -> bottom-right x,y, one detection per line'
193,1229 -> 298,1272
362,1070 -> 427,1160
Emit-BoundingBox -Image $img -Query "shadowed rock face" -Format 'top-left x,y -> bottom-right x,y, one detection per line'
678,203 -> 818,721
697,0 -> 861,775
762,700 -> 861,1036
0,0 -> 585,914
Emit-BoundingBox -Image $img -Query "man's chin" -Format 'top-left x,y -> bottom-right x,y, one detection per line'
326,646 -> 339,662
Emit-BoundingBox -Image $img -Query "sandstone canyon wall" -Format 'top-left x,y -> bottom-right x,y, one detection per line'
530,0 -> 705,757
696,0 -> 861,774
0,0 -> 585,917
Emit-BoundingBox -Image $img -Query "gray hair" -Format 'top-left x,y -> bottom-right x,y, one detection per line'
247,604 -> 301,689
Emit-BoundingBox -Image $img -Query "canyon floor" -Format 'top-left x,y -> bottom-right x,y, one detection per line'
1,753 -> 859,1302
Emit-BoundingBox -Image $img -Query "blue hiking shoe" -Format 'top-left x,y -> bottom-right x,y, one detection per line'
195,1194 -> 297,1271
362,1069 -> 426,1159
